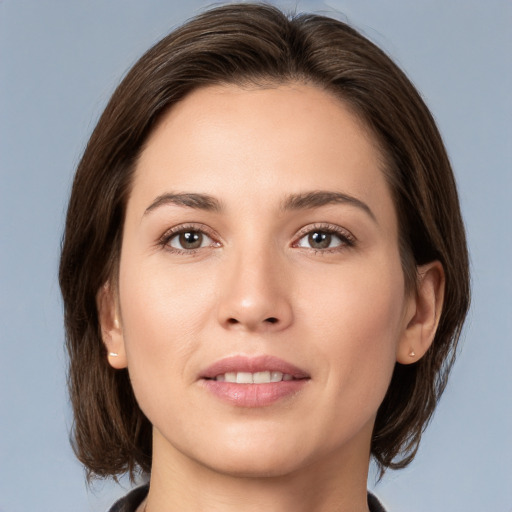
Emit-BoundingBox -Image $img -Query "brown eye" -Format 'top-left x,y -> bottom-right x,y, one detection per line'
308,231 -> 332,249
180,231 -> 202,249
169,230 -> 210,250
295,226 -> 353,251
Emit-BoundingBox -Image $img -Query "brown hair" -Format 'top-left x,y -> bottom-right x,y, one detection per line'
59,2 -> 470,479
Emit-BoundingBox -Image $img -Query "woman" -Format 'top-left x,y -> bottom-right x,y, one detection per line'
59,3 -> 470,511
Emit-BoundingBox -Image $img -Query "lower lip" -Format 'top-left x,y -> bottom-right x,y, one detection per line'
201,379 -> 308,407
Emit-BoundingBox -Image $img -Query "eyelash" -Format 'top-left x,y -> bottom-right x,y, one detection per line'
159,222 -> 356,255
159,223 -> 220,255
292,223 -> 356,254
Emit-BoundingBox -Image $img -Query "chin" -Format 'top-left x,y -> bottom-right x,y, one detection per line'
202,449 -> 308,479
187,428 -> 319,479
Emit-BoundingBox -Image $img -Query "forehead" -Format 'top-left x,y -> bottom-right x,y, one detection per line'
130,83 -> 394,222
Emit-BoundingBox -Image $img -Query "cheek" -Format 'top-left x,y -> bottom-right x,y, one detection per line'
298,255 -> 406,400
117,257 -> 217,390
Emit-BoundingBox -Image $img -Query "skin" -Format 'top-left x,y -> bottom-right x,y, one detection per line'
99,83 -> 444,512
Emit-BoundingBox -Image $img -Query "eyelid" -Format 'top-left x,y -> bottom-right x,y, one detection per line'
159,223 -> 221,252
157,222 -> 355,254
292,222 -> 356,250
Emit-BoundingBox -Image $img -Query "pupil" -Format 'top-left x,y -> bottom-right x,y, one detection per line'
179,231 -> 202,249
309,231 -> 331,249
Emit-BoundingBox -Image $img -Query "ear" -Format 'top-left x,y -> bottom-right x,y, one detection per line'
397,261 -> 445,364
96,282 -> 127,369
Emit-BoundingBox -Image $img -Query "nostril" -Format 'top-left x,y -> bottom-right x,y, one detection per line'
225,317 -> 279,326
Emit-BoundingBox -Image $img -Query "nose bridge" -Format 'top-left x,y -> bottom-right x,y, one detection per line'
217,235 -> 293,332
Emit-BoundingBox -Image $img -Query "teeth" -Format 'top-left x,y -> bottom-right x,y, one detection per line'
253,371 -> 271,383
271,371 -> 283,382
236,372 -> 253,384
215,371 -> 293,383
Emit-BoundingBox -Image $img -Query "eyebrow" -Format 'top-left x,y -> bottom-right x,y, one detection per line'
143,190 -> 376,223
144,192 -> 222,215
281,191 -> 376,223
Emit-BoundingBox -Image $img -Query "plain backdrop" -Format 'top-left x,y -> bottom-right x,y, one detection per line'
1,1 -> 511,511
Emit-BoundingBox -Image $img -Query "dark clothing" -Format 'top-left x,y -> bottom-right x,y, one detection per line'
368,492 -> 387,512
108,485 -> 149,512
108,483 -> 387,511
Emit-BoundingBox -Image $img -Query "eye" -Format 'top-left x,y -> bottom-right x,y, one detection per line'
169,230 -> 209,250
162,225 -> 219,253
294,224 -> 355,251
297,230 -> 341,250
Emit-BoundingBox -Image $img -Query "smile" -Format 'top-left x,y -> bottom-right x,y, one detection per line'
199,355 -> 310,407
212,371 -> 295,383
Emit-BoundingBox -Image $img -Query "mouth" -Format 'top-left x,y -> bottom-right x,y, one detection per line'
199,355 -> 310,407
208,371 -> 296,383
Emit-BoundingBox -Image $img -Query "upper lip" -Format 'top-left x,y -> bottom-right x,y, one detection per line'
200,355 -> 310,380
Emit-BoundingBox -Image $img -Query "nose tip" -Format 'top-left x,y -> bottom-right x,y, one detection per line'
220,298 -> 292,332
217,260 -> 293,333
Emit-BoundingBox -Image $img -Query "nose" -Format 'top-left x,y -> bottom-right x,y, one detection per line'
216,247 -> 293,333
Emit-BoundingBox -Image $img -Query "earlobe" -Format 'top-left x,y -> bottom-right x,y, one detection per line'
397,261 -> 445,364
96,282 -> 128,369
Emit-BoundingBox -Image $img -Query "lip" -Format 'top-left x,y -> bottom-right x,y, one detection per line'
200,355 -> 310,380
199,355 -> 310,407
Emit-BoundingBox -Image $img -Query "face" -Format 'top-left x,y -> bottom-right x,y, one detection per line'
106,83 -> 417,478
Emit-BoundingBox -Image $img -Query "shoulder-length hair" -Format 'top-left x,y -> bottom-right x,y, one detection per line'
59,2 -> 470,479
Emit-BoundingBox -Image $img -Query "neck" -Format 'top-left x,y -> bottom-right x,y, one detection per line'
144,429 -> 372,512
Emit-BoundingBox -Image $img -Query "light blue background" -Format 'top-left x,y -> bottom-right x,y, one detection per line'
1,1 -> 511,511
